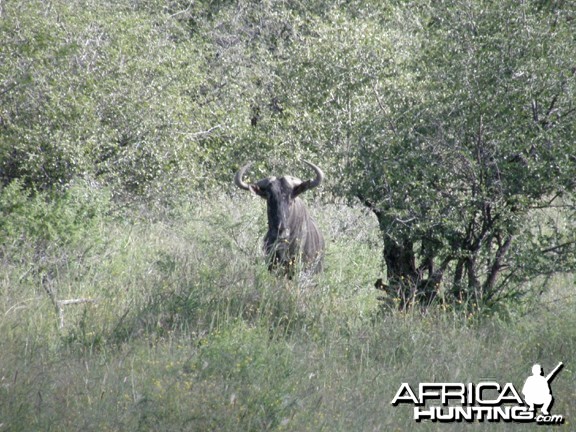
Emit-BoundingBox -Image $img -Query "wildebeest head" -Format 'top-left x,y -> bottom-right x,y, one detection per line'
234,160 -> 325,276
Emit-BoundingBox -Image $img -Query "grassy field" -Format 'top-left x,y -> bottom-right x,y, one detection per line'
0,189 -> 574,431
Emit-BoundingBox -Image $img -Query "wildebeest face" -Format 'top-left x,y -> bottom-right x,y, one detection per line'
250,176 -> 300,241
248,176 -> 304,267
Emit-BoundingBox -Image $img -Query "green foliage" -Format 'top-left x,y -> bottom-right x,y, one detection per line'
1,0 -> 218,195
1,1 -> 575,429
321,0 -> 576,309
0,179 -> 110,246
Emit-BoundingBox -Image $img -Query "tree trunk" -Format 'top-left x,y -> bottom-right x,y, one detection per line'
383,236 -> 417,285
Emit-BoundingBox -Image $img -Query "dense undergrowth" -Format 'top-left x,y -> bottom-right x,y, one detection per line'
0,184 -> 574,431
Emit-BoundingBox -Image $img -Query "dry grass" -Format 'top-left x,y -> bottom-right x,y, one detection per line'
0,192 -> 574,431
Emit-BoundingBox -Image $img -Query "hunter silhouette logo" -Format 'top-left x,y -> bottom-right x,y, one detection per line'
391,361 -> 565,424
522,362 -> 563,417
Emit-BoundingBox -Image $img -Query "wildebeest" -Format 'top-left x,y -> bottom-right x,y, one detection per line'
234,160 -> 325,277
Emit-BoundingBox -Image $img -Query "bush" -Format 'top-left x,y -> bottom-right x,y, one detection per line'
0,179 -> 110,246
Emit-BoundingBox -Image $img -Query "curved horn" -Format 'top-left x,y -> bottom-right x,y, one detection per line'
234,162 -> 254,191
302,160 -> 324,189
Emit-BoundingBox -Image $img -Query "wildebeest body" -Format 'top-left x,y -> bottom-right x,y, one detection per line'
235,161 -> 325,276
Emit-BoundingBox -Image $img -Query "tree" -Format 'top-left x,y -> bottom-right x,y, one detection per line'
341,0 -> 576,310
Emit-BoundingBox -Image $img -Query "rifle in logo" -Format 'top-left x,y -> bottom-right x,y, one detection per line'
546,362 -> 564,382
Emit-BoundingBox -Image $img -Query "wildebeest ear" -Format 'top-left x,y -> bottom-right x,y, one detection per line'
293,160 -> 323,197
292,181 -> 311,197
249,184 -> 266,197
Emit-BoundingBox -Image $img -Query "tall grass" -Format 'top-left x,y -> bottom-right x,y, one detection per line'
0,185 -> 574,431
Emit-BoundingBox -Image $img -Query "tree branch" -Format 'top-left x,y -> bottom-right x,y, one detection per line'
483,235 -> 513,295
540,240 -> 576,255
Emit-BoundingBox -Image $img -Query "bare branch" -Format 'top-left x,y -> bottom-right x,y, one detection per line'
57,298 -> 97,329
540,240 -> 576,255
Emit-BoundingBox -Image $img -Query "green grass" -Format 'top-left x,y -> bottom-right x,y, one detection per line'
0,191 -> 574,431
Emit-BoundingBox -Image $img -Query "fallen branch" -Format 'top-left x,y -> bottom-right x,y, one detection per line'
56,298 -> 97,329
